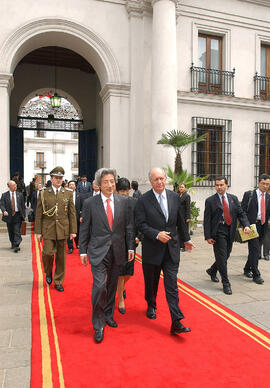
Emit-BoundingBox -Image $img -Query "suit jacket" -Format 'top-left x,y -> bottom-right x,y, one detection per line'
0,191 -> 25,223
179,192 -> 191,221
241,189 -> 270,235
79,193 -> 135,266
31,191 -> 39,215
135,189 -> 190,265
34,187 -> 77,239
204,193 -> 250,242
77,181 -> 93,195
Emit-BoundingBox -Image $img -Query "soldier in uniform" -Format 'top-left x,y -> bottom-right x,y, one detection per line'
35,166 -> 77,292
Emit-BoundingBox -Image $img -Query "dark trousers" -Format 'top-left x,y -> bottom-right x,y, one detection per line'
262,225 -> 270,257
90,247 -> 121,330
42,239 -> 66,285
7,212 -> 22,248
142,247 -> 184,323
244,221 -> 263,278
67,220 -> 80,249
209,223 -> 232,285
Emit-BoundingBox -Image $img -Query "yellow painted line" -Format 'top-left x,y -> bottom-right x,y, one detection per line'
177,280 -> 270,346
46,284 -> 65,388
135,254 -> 270,349
179,284 -> 270,351
34,235 -> 53,388
38,239 -> 66,388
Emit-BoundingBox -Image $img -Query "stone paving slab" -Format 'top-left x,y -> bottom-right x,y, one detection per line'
0,232 -> 32,388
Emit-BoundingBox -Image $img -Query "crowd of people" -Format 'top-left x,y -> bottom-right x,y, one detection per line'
1,167 -> 269,343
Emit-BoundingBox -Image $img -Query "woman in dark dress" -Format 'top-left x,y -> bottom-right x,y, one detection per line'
116,178 -> 140,314
179,183 -> 191,250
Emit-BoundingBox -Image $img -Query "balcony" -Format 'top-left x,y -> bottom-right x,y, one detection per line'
190,64 -> 235,96
34,160 -> 46,169
34,130 -> 46,138
71,161 -> 78,169
254,73 -> 270,100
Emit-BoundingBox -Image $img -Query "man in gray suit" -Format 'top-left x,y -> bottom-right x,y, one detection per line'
79,168 -> 135,343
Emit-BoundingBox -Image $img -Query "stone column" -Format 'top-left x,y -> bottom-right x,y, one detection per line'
151,0 -> 177,168
0,73 -> 13,193
100,83 -> 131,177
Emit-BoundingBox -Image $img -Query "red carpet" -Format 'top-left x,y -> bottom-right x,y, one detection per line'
31,234 -> 270,388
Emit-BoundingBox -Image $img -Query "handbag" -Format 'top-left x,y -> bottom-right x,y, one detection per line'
21,221 -> 27,236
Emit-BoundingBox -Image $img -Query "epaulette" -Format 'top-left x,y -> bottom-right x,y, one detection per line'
40,187 -> 46,191
65,188 -> 73,191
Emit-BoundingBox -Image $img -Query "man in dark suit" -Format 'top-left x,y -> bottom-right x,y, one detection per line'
0,180 -> 26,252
204,177 -> 250,295
135,168 -> 194,335
67,180 -> 82,253
241,173 -> 270,284
77,175 -> 93,195
79,168 -> 135,343
31,182 -> 43,220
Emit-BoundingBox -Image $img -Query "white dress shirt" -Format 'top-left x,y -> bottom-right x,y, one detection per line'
152,189 -> 169,218
101,192 -> 114,217
9,190 -> 18,212
256,188 -> 265,220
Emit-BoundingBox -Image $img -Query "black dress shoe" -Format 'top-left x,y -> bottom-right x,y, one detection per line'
106,318 -> 118,328
170,320 -> 191,334
264,255 -> 270,261
68,248 -> 73,254
14,247 -> 20,253
119,307 -> 126,314
46,274 -> 52,285
146,306 -> 156,319
244,270 -> 253,278
123,290 -> 126,299
206,268 -> 219,283
223,284 -> 232,295
55,284 -> 64,292
253,276 -> 264,284
94,328 -> 104,343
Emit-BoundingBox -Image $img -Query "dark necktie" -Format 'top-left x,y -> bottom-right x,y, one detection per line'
222,195 -> 232,226
106,198 -> 113,230
11,192 -> 15,216
56,189 -> 58,198
261,192 -> 265,225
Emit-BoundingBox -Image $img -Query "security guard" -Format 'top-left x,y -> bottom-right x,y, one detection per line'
35,167 -> 77,292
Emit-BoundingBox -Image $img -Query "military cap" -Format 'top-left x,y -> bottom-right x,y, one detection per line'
50,166 -> 65,177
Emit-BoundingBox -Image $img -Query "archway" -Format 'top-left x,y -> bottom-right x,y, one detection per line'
0,17 -> 130,192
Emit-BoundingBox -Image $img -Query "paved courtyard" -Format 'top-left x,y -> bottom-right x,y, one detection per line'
0,226 -> 270,387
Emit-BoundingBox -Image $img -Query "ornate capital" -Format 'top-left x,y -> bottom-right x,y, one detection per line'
126,0 -> 152,18
0,73 -> 14,94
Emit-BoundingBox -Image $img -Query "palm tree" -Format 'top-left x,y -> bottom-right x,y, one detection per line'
157,129 -> 206,174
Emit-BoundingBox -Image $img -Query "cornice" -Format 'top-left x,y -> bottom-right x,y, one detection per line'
99,83 -> 131,103
0,73 -> 14,94
177,90 -> 270,112
238,0 -> 270,6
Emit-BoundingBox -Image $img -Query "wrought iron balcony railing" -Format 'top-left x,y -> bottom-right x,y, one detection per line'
254,73 -> 270,100
34,160 -> 46,169
34,130 -> 46,138
190,64 -> 235,96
